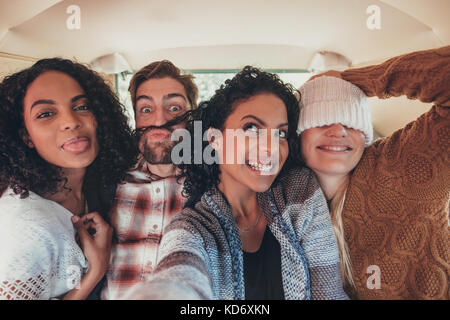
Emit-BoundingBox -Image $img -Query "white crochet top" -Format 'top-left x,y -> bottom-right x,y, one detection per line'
0,188 -> 88,300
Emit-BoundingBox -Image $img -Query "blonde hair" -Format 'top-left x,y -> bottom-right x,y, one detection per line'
329,178 -> 356,290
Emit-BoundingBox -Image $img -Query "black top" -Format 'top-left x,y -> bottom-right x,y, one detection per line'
243,227 -> 285,300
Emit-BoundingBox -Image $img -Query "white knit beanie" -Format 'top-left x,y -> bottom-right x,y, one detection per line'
297,76 -> 373,146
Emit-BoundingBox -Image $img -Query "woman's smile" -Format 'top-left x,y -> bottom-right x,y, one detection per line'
245,156 -> 277,175
316,144 -> 353,153
218,93 -> 289,193
301,123 -> 365,177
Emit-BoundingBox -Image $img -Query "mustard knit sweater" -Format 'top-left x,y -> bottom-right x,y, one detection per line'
341,46 -> 450,299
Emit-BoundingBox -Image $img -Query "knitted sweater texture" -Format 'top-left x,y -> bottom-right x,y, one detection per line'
340,46 -> 450,299
148,166 -> 348,300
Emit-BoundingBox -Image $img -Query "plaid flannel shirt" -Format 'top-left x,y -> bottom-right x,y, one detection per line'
101,159 -> 186,300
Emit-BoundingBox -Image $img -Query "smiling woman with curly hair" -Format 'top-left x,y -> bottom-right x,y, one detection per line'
0,58 -> 138,300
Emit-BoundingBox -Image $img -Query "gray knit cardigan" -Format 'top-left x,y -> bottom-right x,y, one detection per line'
144,166 -> 348,300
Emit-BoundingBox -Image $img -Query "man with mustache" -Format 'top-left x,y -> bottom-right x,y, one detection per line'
101,60 -> 198,300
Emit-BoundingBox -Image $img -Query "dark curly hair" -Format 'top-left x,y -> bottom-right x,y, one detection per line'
179,66 -> 301,207
0,58 -> 138,214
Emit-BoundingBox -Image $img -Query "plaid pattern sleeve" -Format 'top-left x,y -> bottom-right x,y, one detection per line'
101,160 -> 187,300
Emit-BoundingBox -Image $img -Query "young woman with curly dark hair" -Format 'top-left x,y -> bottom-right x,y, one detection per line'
128,66 -> 348,300
0,58 -> 138,300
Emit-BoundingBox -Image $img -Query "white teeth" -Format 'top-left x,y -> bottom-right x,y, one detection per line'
321,146 -> 349,151
248,162 -> 273,172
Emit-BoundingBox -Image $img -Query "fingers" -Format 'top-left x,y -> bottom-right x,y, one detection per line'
71,214 -> 81,225
80,221 -> 97,236
79,212 -> 104,225
79,212 -> 111,232
72,218 -> 91,249
72,215 -> 97,239
71,212 -> 112,248
71,215 -> 87,231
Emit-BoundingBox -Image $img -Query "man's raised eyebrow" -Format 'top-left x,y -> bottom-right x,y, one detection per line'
136,93 -> 187,105
164,93 -> 187,101
135,95 -> 153,103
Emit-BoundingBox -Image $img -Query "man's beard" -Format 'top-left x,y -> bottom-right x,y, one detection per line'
142,136 -> 174,164
137,112 -> 190,165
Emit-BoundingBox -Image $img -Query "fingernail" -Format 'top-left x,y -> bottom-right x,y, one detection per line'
72,215 -> 80,223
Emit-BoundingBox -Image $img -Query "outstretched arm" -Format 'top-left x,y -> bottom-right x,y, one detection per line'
123,212 -> 214,300
342,46 -> 450,107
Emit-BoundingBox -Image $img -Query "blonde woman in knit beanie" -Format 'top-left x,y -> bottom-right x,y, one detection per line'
295,46 -> 449,300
